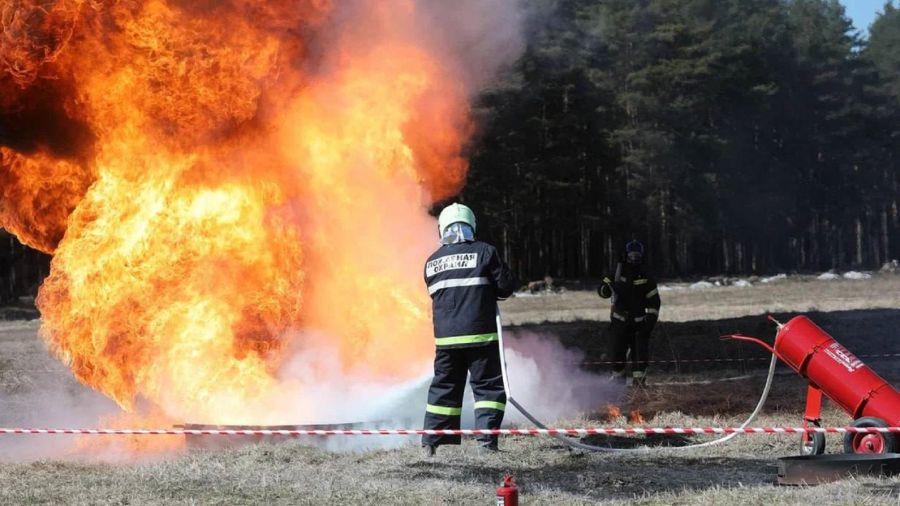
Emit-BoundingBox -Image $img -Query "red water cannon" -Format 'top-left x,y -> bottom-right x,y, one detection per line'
727,315 -> 900,455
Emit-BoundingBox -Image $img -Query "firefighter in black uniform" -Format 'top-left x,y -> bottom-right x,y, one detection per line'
598,240 -> 661,386
422,203 -> 517,456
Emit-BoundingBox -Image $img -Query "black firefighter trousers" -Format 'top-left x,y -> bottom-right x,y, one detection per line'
608,319 -> 651,375
422,342 -> 507,447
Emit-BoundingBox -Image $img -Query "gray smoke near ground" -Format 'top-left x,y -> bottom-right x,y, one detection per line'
301,329 -> 623,453
0,386 -> 127,463
0,322 -> 621,458
502,329 -> 624,424
0,321 -> 141,462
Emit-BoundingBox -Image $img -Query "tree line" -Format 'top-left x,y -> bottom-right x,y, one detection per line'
0,231 -> 48,304
463,0 -> 900,280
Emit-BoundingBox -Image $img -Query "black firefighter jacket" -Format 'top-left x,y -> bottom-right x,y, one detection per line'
598,263 -> 661,326
424,241 -> 518,348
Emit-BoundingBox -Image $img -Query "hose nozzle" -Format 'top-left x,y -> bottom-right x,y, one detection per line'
767,315 -> 784,330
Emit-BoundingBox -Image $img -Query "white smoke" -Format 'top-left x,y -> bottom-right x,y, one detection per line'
501,329 -> 624,424
416,0 -> 527,91
291,328 -> 623,452
321,0 -> 527,93
0,342 -> 139,462
0,325 -> 620,458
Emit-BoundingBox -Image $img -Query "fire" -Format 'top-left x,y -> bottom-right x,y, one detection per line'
605,404 -> 622,420
1,1 -> 512,427
605,404 -> 645,425
75,410 -> 184,457
0,147 -> 94,252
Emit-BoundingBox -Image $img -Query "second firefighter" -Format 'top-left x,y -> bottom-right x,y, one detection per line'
598,240 -> 661,386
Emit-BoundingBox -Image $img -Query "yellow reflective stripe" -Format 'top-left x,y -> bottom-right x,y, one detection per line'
646,288 -> 658,298
634,279 -> 648,285
602,277 -> 612,283
612,312 -> 627,321
426,404 -> 462,416
435,333 -> 498,347
474,401 -> 506,411
646,308 -> 659,315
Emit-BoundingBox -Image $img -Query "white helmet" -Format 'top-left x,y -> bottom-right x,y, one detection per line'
437,203 -> 476,237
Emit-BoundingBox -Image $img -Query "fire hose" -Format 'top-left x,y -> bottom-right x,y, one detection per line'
2,427 -> 899,436
495,307 -> 780,453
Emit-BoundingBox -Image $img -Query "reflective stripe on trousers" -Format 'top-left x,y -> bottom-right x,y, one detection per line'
425,404 -> 462,416
435,332 -> 499,347
474,400 -> 506,411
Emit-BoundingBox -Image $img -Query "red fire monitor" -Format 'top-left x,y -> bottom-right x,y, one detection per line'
728,315 -> 900,455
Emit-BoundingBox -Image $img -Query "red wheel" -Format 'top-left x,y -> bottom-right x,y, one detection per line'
851,433 -> 885,453
843,417 -> 896,454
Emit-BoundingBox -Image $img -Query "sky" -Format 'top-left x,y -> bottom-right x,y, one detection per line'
842,0 -> 893,35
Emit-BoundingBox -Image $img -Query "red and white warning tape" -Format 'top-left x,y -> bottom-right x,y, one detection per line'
1,427 -> 900,436
12,354 -> 900,373
580,352 -> 900,366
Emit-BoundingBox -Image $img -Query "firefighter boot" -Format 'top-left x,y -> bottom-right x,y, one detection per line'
632,370 -> 647,387
609,370 -> 627,385
477,440 -> 499,455
424,444 -> 437,457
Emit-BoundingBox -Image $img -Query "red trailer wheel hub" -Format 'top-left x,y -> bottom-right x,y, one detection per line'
852,433 -> 886,454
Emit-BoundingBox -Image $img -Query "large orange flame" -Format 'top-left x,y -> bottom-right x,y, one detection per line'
1,0 -> 503,426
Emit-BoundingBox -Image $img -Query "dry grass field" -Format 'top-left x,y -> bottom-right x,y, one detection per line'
1,273 -> 899,505
501,273 -> 900,325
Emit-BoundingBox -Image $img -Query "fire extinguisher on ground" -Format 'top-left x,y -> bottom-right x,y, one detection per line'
496,475 -> 518,506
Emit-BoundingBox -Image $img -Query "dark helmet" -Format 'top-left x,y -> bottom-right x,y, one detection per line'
625,240 -> 644,264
